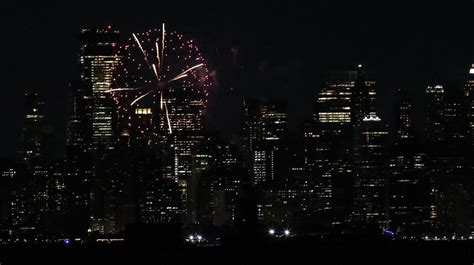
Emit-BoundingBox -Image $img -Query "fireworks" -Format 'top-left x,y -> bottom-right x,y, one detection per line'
110,24 -> 211,135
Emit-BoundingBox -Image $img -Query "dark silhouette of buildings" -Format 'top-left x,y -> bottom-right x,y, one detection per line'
1,28 -> 472,244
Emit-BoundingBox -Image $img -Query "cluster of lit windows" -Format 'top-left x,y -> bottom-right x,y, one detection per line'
135,108 -> 152,115
1,169 -> 16,178
426,85 -> 444,94
318,112 -> 351,123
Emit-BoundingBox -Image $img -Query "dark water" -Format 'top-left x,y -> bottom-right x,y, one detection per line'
0,238 -> 472,264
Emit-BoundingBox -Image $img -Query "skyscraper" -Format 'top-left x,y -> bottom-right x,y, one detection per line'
79,26 -> 119,147
389,88 -> 430,236
464,64 -> 474,235
163,86 -> 206,224
313,66 -> 376,227
425,84 -> 445,144
352,114 -> 388,229
67,26 -> 120,235
422,82 -> 471,235
14,92 -> 48,234
243,99 -> 288,186
394,88 -> 415,141
465,64 -> 474,149
19,93 -> 46,168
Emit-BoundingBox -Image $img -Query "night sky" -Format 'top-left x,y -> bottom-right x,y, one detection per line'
1,0 -> 472,158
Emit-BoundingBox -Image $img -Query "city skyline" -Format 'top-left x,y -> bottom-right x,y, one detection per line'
0,2 -> 473,263
1,0 -> 473,158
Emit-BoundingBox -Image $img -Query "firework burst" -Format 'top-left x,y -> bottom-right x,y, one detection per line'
110,24 -> 211,135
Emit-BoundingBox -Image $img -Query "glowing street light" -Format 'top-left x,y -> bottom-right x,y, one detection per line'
284,229 -> 290,236
268,229 -> 275,235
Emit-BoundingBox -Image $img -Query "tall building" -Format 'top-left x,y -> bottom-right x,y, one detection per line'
0,159 -> 16,234
423,82 -> 470,236
394,88 -> 414,141
389,88 -> 430,236
163,87 -> 206,224
423,82 -> 446,233
464,64 -> 474,235
352,66 -> 377,125
79,26 -> 119,147
425,84 -> 445,144
352,114 -> 388,229
465,64 -> 474,149
19,92 -> 46,171
243,99 -> 288,186
66,26 -> 119,235
45,161 -> 66,235
312,66 -> 376,227
441,90 -> 470,236
13,92 -> 49,234
192,136 -> 242,227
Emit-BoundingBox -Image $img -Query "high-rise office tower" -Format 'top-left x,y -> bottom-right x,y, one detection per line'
351,66 -> 377,125
14,92 -> 48,233
352,114 -> 388,229
243,99 -> 288,186
45,161 -> 66,235
19,92 -> 46,171
465,64 -> 474,149
389,88 -> 430,236
192,136 -> 242,227
313,66 -> 376,226
423,82 -> 470,235
425,84 -> 445,144
65,81 -> 94,235
464,64 -> 474,235
394,88 -> 415,141
260,101 -> 288,183
441,91 -> 470,236
0,159 -> 16,232
79,26 -> 119,147
67,26 -> 120,235
162,87 -> 206,224
243,99 -> 263,176
423,82 -> 447,233
83,26 -> 120,234
314,71 -> 353,220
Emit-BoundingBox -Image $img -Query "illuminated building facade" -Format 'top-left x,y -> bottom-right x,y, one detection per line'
66,26 -> 119,235
425,84 -> 445,144
192,137 -> 242,227
422,82 -> 470,235
0,160 -> 16,233
162,88 -> 206,224
14,93 -> 47,232
389,88 -> 431,235
243,99 -> 288,186
352,115 -> 389,228
312,66 -> 376,226
466,64 -> 474,149
79,27 -> 119,147
394,88 -> 414,141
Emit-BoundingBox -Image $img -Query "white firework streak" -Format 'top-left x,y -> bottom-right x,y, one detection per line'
155,41 -> 161,72
173,63 -> 204,78
152,64 -> 159,81
105,88 -> 143,93
130,90 -> 154,106
161,23 -> 165,68
168,74 -> 188,83
163,98 -> 172,134
133,33 -> 151,69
